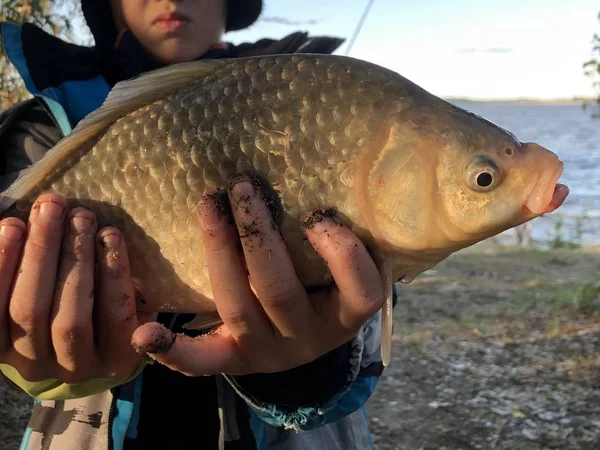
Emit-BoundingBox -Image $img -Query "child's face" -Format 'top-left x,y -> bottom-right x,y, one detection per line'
111,0 -> 226,64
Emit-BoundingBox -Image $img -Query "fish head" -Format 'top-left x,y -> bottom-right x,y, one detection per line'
361,102 -> 569,265
434,129 -> 569,242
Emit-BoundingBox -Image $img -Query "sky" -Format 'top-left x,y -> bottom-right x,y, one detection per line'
223,0 -> 600,100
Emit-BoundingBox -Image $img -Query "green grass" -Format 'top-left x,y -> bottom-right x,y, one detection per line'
393,244 -> 600,343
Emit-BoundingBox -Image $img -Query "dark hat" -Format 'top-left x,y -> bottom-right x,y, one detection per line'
81,0 -> 263,53
226,0 -> 263,31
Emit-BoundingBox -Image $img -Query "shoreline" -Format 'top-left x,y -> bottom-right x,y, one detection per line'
444,97 -> 595,106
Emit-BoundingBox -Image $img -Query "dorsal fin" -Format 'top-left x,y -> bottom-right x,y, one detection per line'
0,58 -> 227,213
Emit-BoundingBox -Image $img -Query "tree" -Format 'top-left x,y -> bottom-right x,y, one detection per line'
583,12 -> 600,118
0,0 -> 89,110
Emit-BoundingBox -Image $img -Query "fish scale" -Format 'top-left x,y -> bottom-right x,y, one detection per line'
8,56 -> 386,314
0,54 -> 568,365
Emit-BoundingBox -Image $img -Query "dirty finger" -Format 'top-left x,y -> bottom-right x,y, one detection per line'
304,209 -> 384,331
50,208 -> 98,382
8,193 -> 67,367
95,227 -> 140,379
228,176 -> 312,336
0,218 -> 26,356
197,193 -> 269,342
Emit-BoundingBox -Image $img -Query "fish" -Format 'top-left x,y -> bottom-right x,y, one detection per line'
0,54 -> 569,366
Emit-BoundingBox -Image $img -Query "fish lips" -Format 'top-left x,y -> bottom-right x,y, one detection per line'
524,162 -> 569,216
543,183 -> 569,214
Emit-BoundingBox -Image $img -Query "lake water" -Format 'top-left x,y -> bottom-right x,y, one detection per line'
452,102 -> 600,247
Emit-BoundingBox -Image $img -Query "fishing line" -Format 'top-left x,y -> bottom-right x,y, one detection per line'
344,0 -> 376,56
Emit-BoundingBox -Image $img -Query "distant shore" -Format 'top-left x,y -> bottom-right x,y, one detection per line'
444,96 -> 595,105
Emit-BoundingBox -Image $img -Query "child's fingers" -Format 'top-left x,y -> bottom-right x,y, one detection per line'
0,218 -> 27,356
197,194 -> 268,342
304,211 -> 384,332
50,208 -> 98,383
8,194 -> 67,373
95,227 -> 141,379
228,181 -> 312,337
131,322 -> 247,376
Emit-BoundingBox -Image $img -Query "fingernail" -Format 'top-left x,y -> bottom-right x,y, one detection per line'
198,192 -> 231,227
132,325 -> 176,354
0,222 -> 25,242
39,201 -> 65,221
230,181 -> 256,200
70,214 -> 93,234
100,231 -> 121,249
302,208 -> 342,231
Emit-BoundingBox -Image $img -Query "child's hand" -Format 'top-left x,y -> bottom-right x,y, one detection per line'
132,180 -> 385,376
0,193 -> 148,385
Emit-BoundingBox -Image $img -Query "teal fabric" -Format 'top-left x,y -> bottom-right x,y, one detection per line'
1,22 -> 110,131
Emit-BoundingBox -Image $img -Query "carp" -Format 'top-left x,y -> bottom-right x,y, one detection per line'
0,54 -> 569,365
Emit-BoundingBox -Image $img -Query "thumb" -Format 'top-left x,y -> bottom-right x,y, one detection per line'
131,322 -> 244,376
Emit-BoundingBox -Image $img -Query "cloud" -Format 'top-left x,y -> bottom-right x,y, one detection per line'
456,47 -> 477,54
260,16 -> 322,26
456,47 -> 514,54
486,47 -> 514,54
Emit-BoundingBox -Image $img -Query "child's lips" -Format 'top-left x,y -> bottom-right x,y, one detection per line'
152,12 -> 191,32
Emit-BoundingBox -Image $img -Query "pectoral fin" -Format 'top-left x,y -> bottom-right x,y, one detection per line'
371,251 -> 394,366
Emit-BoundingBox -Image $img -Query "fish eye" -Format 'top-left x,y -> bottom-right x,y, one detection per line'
466,156 -> 502,192
476,172 -> 494,187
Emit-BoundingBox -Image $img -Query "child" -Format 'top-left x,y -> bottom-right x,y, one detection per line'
0,1 -> 386,449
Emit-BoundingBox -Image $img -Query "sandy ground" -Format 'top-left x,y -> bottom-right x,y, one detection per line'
367,245 -> 600,450
2,245 -> 600,449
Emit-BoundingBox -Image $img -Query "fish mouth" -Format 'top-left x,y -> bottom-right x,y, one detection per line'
524,160 -> 569,215
543,183 -> 570,213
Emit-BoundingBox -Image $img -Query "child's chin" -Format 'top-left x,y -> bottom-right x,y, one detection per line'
148,43 -> 209,65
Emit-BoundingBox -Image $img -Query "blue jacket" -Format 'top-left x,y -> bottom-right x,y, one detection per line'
0,21 -> 386,450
